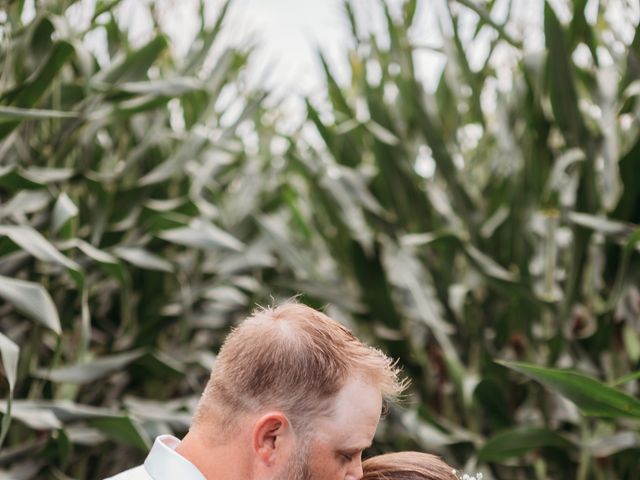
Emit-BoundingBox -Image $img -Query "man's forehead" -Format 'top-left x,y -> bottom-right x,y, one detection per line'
330,378 -> 383,420
311,391 -> 381,448
311,423 -> 374,452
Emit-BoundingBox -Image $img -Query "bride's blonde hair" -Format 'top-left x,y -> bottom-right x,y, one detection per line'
363,451 -> 458,480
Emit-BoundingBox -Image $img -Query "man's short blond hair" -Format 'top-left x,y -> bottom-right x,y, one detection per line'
192,302 -> 405,436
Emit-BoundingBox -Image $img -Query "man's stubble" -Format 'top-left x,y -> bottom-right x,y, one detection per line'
275,437 -> 312,480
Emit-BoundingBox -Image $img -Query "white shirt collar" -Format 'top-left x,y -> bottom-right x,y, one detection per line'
144,435 -> 206,480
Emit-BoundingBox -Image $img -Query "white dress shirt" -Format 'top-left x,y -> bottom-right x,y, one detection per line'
104,435 -> 206,480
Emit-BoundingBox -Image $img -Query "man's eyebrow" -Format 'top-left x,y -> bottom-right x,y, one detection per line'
341,444 -> 372,455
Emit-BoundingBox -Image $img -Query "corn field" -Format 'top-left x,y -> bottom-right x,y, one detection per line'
0,0 -> 639,479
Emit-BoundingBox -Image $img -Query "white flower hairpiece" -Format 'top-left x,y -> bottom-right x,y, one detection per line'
452,469 -> 483,480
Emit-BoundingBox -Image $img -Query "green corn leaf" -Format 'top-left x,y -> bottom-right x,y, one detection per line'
0,225 -> 81,274
498,360 -> 640,419
35,350 -> 145,384
0,166 -> 74,191
181,0 -> 232,75
112,246 -> 173,273
0,401 -> 62,430
0,400 -> 150,451
88,416 -> 151,451
96,35 -> 169,84
0,332 -> 19,448
610,370 -> 640,388
0,106 -> 79,121
0,275 -> 61,334
544,1 -> 586,147
8,41 -> 75,108
98,78 -> 204,97
159,220 -> 243,252
0,41 -> 75,139
0,190 -> 51,219
52,192 -> 79,235
478,426 -> 575,461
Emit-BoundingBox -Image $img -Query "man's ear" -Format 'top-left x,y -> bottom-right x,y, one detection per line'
252,412 -> 292,466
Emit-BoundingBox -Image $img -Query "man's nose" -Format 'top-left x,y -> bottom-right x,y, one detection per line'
346,459 -> 363,480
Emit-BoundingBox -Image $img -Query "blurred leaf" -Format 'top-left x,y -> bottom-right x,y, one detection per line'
568,212 -> 635,237
610,369 -> 640,388
0,460 -> 44,480
622,325 -> 640,364
52,192 -> 79,234
0,333 -> 18,392
97,35 -> 169,84
0,190 -> 51,219
0,275 -> 61,334
498,360 -> 640,418
88,416 -> 150,451
93,0 -> 124,21
137,132 -> 208,186
456,0 -> 522,47
0,400 -> 150,450
383,244 -> 454,335
0,106 -> 79,120
364,120 -> 399,145
0,41 -> 74,139
0,166 -> 44,190
319,52 -> 352,117
35,350 -> 145,384
407,81 -> 475,227
0,167 -> 74,195
544,1 -> 586,146
0,401 -> 62,430
584,432 -> 640,457
159,219 -> 243,252
0,225 -> 81,275
463,244 -> 519,283
5,400 -> 117,423
21,167 -> 74,184
136,351 -> 185,378
112,246 -> 173,273
100,78 -> 204,96
350,240 -> 403,330
8,41 -> 74,108
478,426 -> 574,461
403,0 -> 418,26
70,239 -> 118,265
123,396 -> 192,428
0,332 -> 19,448
401,230 -> 459,248
473,378 -> 511,428
59,238 -> 125,283
181,0 -> 232,74
569,0 -> 598,64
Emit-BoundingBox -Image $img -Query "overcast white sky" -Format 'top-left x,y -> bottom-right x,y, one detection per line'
23,0 -> 640,94
54,0 -> 635,96
228,0 -> 354,94
118,0 -> 449,96
40,0 -> 640,119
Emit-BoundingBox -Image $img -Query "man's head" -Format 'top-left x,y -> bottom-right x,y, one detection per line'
189,302 -> 405,480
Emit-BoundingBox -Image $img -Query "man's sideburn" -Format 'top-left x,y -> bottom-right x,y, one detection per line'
279,437 -> 312,480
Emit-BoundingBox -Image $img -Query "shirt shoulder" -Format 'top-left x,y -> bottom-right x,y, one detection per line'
103,465 -> 151,480
102,435 -> 205,480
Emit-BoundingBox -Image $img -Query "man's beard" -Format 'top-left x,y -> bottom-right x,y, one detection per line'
275,438 -> 312,480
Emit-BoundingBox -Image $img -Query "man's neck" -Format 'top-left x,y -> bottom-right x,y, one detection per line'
176,430 -> 253,480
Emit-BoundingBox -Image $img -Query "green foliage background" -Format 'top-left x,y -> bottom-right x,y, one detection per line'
0,0 -> 639,479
